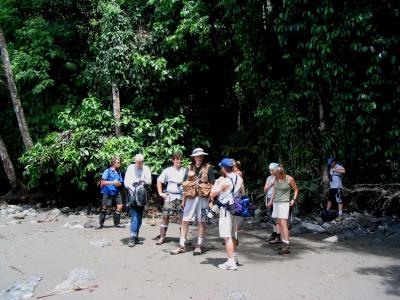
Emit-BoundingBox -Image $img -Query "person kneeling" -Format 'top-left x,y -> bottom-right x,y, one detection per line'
210,158 -> 243,270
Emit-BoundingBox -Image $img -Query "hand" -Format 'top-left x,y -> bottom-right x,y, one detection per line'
181,201 -> 186,209
113,180 -> 121,187
208,201 -> 214,209
160,192 -> 168,199
290,199 -> 295,207
267,201 -> 273,208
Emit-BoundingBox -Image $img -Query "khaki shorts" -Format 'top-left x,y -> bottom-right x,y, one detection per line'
182,196 -> 209,222
219,207 -> 238,238
272,202 -> 290,219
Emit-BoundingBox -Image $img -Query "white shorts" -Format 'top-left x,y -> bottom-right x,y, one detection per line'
272,202 -> 290,219
182,196 -> 209,222
219,207 -> 238,238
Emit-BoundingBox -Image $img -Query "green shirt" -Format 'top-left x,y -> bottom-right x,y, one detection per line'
274,175 -> 291,202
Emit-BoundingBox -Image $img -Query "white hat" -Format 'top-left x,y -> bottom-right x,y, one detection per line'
190,148 -> 208,157
134,154 -> 144,161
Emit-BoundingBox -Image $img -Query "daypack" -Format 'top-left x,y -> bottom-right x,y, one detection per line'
320,209 -> 338,222
226,175 -> 254,217
127,182 -> 147,208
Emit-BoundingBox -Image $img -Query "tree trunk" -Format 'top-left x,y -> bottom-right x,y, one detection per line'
0,134 -> 17,190
112,83 -> 121,137
0,27 -> 33,150
317,93 -> 329,202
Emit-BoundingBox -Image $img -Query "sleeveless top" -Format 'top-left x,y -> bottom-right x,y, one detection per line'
274,175 -> 291,203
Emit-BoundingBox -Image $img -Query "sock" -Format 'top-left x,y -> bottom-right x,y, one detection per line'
179,237 -> 185,247
228,257 -> 236,265
233,252 -> 238,258
338,210 -> 343,216
197,237 -> 203,246
282,240 -> 289,244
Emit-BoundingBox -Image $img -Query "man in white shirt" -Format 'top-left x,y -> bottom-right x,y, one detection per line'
210,158 -> 243,270
124,154 -> 152,247
156,152 -> 186,245
327,157 -> 346,220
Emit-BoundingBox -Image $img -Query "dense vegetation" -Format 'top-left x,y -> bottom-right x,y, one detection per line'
1,0 -> 399,210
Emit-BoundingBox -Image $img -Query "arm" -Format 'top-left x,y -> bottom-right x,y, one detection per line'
288,176 -> 299,206
157,180 -> 167,199
100,169 -> 119,188
333,165 -> 345,174
267,189 -> 275,208
124,165 -> 134,188
264,180 -> 272,193
142,166 -> 152,185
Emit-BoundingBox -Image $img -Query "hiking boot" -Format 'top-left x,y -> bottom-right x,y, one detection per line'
128,237 -> 135,247
266,232 -> 277,242
278,243 -> 290,255
218,261 -> 237,271
95,224 -> 103,230
170,246 -> 186,255
335,216 -> 344,222
135,238 -> 143,245
269,238 -> 282,245
193,245 -> 202,256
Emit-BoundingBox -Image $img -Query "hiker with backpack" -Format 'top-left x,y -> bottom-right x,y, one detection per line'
96,157 -> 124,229
124,154 -> 152,247
267,165 -> 298,255
264,162 -> 280,243
170,148 -> 215,256
327,157 -> 346,220
156,151 -> 186,245
210,158 -> 244,270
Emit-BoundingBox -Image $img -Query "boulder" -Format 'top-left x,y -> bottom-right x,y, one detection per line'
83,219 -> 97,229
301,222 -> 325,233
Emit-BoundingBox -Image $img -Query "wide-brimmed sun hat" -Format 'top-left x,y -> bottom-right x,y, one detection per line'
190,148 -> 208,157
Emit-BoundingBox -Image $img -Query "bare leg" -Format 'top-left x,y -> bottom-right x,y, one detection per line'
327,200 -> 332,210
280,219 -> 289,242
224,237 -> 235,258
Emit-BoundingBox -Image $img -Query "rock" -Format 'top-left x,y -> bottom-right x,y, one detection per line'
0,275 -> 42,299
14,212 -> 27,219
323,235 -> 339,243
63,222 -> 84,229
36,208 -> 61,223
83,219 -> 97,228
7,220 -> 21,225
55,268 -> 96,291
290,223 -> 308,235
90,239 -> 112,248
301,222 -> 325,233
60,207 -> 72,214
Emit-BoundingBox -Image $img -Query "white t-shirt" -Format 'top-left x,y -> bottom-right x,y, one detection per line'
265,175 -> 275,198
217,173 -> 243,205
124,164 -> 152,189
157,166 -> 186,195
329,164 -> 344,189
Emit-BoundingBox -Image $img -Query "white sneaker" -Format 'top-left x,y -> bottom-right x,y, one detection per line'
218,261 -> 237,270
234,255 -> 239,265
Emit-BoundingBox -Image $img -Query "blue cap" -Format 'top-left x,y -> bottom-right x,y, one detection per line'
327,157 -> 335,165
219,158 -> 234,168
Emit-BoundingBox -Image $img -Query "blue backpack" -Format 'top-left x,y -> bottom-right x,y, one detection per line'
227,176 -> 254,217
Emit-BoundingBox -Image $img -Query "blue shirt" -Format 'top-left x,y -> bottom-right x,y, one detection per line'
101,168 -> 123,196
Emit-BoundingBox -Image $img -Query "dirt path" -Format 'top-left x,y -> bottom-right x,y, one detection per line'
0,214 -> 399,300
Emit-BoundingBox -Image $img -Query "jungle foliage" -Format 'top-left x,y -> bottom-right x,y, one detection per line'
1,0 -> 399,210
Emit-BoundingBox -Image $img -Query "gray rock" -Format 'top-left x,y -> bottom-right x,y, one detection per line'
7,220 -> 21,225
301,222 -> 325,233
290,223 -> 308,235
323,235 -> 339,243
1,275 -> 42,300
90,239 -> 112,248
60,207 -> 72,214
84,219 -> 97,228
36,208 -> 61,223
55,268 -> 96,291
14,212 -> 27,219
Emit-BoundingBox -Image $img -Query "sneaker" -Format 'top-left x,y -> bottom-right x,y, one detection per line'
278,243 -> 290,255
135,238 -> 143,245
128,237 -> 135,247
193,245 -> 202,256
170,246 -> 186,255
218,261 -> 237,270
234,255 -> 239,265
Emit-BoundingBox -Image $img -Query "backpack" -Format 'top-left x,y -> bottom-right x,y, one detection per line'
127,182 -> 147,208
227,176 -> 254,217
320,209 -> 338,222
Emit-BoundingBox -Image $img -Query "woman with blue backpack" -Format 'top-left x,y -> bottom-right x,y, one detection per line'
210,158 -> 244,270
267,165 -> 299,255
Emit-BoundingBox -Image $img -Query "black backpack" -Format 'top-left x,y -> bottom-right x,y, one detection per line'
320,210 -> 338,222
127,182 -> 147,208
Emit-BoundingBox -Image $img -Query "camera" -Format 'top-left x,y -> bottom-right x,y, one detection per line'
206,204 -> 220,219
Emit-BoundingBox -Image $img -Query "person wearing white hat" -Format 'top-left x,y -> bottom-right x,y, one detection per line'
124,153 -> 152,247
170,148 -> 215,255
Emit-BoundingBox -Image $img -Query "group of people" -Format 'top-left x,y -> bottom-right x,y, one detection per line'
97,147 -> 344,271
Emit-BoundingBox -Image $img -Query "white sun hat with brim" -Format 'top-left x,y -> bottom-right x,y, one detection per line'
190,148 -> 208,157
